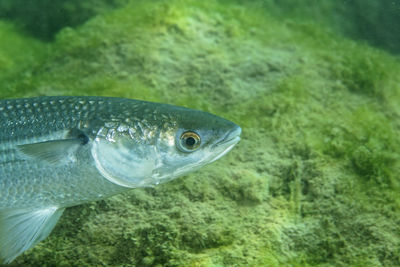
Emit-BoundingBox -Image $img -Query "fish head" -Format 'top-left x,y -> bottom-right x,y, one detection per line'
153,108 -> 241,184
91,103 -> 241,188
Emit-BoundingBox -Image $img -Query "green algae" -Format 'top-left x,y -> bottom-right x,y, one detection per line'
0,21 -> 47,81
1,0 -> 400,266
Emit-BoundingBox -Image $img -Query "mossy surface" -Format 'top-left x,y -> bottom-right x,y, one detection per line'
1,0 -> 400,266
0,21 -> 48,80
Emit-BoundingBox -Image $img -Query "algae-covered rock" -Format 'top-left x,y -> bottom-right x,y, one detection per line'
0,21 -> 47,80
1,0 -> 400,266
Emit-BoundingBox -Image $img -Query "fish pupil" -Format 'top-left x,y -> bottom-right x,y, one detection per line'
186,137 -> 196,147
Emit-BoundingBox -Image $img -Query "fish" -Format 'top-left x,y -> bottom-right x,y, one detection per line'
0,96 -> 241,263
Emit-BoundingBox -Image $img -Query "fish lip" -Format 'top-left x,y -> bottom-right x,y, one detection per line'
209,132 -> 240,163
218,135 -> 241,147
216,126 -> 242,147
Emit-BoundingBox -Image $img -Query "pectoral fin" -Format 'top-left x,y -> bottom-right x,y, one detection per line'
18,139 -> 82,164
0,207 -> 64,264
18,130 -> 89,164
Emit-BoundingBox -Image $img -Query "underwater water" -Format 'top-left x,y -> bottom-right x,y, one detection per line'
1,0 -> 400,266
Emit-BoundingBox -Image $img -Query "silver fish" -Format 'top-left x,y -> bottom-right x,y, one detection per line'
0,96 -> 241,263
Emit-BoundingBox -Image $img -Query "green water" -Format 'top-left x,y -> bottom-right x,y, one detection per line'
1,0 -> 400,266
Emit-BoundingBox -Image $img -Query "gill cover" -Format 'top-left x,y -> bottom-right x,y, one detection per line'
91,134 -> 158,188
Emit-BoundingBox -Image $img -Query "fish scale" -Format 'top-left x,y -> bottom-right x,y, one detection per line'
0,96 -> 241,263
0,97 -> 147,208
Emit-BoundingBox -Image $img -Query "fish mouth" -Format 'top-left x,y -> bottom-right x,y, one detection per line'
210,125 -> 241,163
217,125 -> 242,147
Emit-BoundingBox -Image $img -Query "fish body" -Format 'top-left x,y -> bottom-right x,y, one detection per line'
0,96 -> 241,263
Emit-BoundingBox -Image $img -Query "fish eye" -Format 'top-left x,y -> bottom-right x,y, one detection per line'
178,131 -> 201,152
